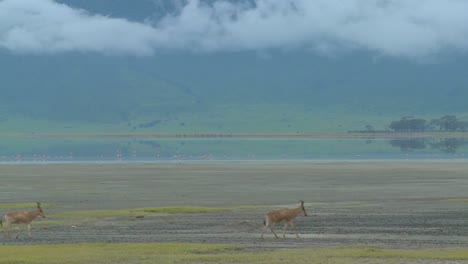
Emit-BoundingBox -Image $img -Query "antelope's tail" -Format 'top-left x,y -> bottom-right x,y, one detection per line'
0,219 -> 2,227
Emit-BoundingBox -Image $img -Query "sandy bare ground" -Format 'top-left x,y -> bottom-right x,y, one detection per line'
1,162 -> 468,250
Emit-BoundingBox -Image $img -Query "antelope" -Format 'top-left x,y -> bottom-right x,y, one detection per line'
1,202 -> 46,239
260,200 -> 307,239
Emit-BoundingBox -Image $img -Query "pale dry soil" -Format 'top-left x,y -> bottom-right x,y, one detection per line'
1,162 -> 468,251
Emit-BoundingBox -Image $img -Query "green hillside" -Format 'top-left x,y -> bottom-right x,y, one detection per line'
1,0 -> 467,134
1,50 -> 467,134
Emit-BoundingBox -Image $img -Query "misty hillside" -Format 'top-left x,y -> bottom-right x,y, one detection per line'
1,0 -> 467,133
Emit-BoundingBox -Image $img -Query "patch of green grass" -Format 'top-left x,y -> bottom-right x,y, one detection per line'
139,205 -> 271,213
332,247 -> 468,260
229,205 -> 272,210
179,247 -> 468,264
52,206 -> 228,219
32,220 -> 63,227
51,205 -> 269,219
0,243 -> 239,264
134,206 -> 225,214
51,209 -> 142,218
0,244 -> 467,264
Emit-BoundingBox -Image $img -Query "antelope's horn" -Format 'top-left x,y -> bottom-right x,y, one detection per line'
36,201 -> 41,207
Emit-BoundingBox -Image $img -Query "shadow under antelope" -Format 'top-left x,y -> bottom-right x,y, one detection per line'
261,200 -> 307,239
1,202 -> 46,239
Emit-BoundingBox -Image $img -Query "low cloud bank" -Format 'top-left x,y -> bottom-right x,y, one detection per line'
1,0 -> 468,57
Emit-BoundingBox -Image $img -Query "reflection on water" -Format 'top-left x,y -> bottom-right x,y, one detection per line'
0,137 -> 466,162
390,138 -> 468,153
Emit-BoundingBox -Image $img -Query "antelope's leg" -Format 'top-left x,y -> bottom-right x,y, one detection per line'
283,223 -> 289,238
15,225 -> 22,239
291,222 -> 300,238
3,223 -> 11,238
270,223 -> 279,239
260,224 -> 267,239
28,224 -> 31,238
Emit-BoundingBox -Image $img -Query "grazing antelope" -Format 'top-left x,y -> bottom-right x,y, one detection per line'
1,202 -> 46,239
261,200 -> 307,239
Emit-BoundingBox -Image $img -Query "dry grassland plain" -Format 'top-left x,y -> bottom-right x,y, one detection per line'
1,161 -> 468,263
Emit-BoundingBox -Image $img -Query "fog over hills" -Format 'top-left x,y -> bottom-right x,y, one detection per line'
1,0 -> 467,133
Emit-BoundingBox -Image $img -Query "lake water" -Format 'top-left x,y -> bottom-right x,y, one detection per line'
0,137 -> 466,163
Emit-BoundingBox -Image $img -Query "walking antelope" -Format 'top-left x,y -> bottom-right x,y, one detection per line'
1,202 -> 46,238
261,200 -> 307,239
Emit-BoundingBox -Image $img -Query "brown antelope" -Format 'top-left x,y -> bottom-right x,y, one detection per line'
261,200 -> 307,239
1,202 -> 46,238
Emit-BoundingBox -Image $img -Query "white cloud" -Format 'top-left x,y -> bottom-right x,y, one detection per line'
0,0 -> 158,55
1,0 -> 468,57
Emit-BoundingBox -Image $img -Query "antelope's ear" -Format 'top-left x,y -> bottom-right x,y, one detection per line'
300,200 -> 304,205
36,201 -> 41,208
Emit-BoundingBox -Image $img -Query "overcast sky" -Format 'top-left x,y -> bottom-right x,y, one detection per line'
1,0 -> 468,58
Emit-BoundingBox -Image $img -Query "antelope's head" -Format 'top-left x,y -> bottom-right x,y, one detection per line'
36,202 -> 46,218
300,200 -> 307,216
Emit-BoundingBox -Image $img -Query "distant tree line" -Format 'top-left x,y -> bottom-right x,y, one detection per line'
389,115 -> 468,132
